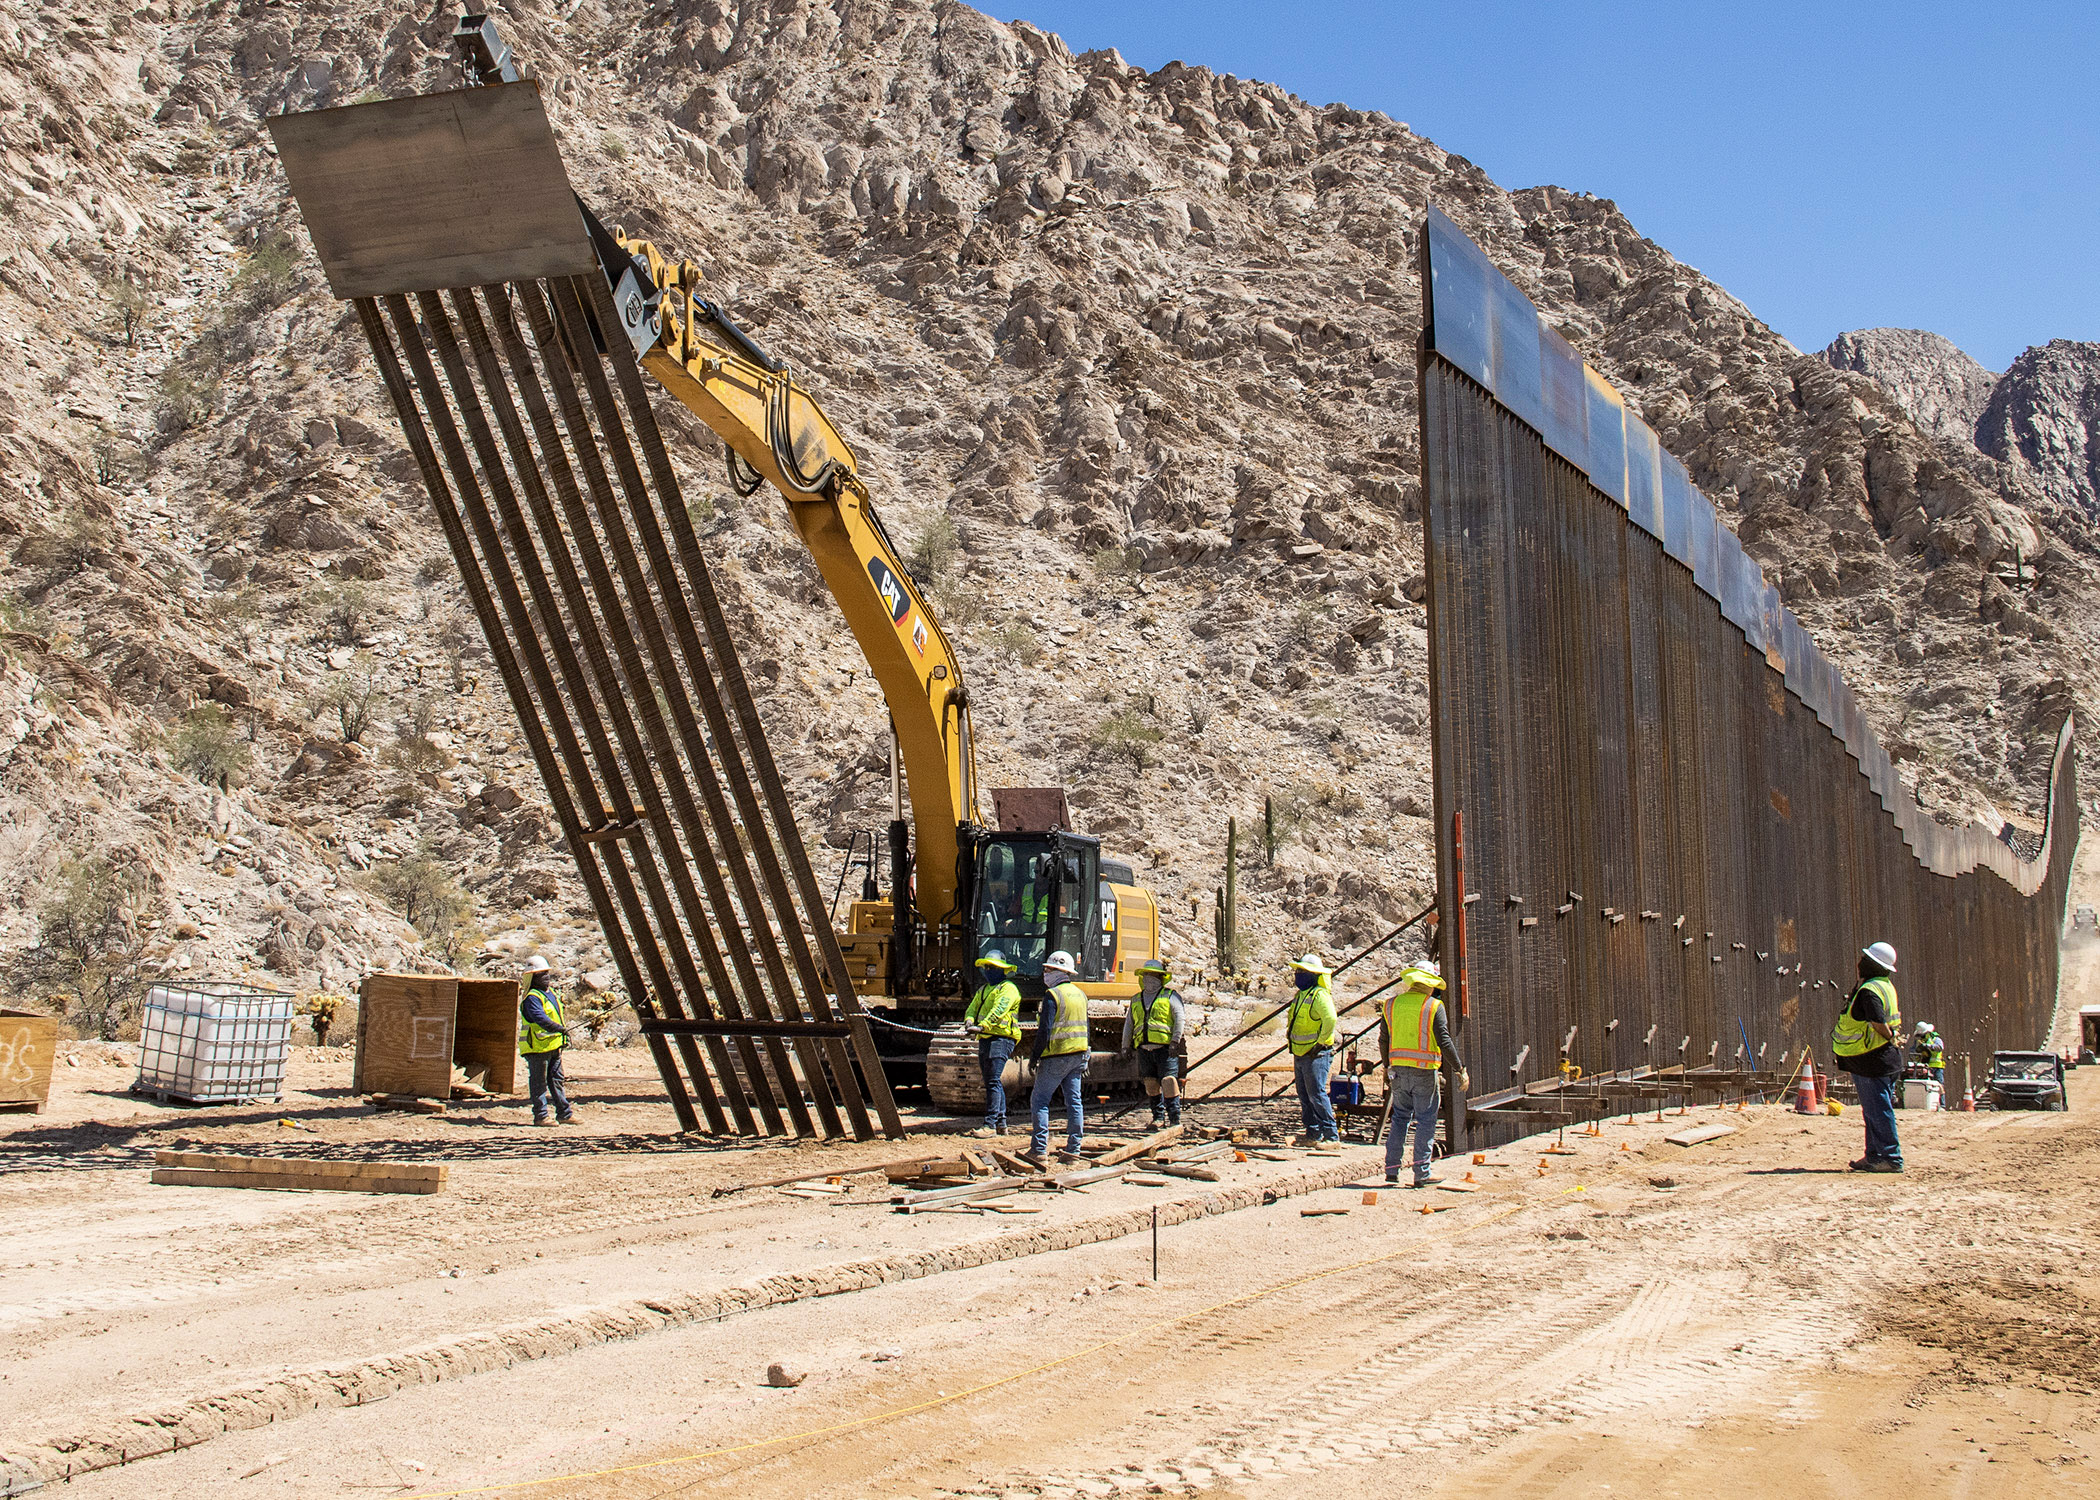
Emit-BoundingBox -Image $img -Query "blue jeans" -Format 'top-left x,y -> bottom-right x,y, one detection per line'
1294,1051 -> 1338,1141
526,1049 -> 570,1122
1030,1052 -> 1088,1157
978,1037 -> 1016,1128
1385,1066 -> 1441,1181
1854,1071 -> 1901,1165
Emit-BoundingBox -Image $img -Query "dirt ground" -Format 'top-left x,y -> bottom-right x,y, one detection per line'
4,1014 -> 2098,1500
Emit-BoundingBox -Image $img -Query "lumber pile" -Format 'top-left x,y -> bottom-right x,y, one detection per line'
150,1150 -> 447,1196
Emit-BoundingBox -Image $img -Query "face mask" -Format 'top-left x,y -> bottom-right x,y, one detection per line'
1141,975 -> 1162,1000
1295,970 -> 1319,991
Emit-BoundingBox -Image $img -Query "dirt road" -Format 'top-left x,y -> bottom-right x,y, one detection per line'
7,1043 -> 2096,1500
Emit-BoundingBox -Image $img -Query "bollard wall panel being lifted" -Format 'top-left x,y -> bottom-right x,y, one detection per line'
269,85 -> 901,1140
1416,208 -> 2078,1145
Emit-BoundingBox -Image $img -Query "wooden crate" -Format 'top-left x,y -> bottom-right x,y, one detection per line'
353,973 -> 519,1101
0,1008 -> 57,1112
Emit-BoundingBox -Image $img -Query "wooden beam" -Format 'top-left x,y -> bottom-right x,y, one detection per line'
1092,1124 -> 1183,1168
150,1166 -> 445,1195
152,1150 -> 446,1184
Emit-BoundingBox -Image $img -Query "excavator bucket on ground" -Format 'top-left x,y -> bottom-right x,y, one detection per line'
270,80 -> 902,1140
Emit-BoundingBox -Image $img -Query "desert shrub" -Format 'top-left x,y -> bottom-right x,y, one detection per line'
368,841 -> 480,963
17,856 -> 154,1040
908,513 -> 960,587
1090,544 -> 1142,579
1090,708 -> 1163,771
991,619 -> 1041,665
169,703 -> 251,788
313,664 -> 383,743
155,367 -> 220,436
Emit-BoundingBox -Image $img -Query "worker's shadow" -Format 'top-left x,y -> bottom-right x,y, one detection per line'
1743,1166 -> 1851,1174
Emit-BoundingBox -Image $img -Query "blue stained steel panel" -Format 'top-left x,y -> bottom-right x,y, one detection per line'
1621,411 -> 1659,526
1688,486 -> 1719,597
1780,612 -> 1809,697
1584,366 -> 1629,506
1537,321 -> 1589,473
1423,206 -> 1492,390
1487,268 -> 1544,434
1659,450 -> 1695,565
1717,531 -> 1760,646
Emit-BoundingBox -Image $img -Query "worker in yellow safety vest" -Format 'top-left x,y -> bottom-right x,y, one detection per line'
1121,956 -> 1185,1128
1833,941 -> 1903,1172
1378,962 -> 1469,1186
517,954 -> 574,1126
963,950 -> 1022,1137
1286,953 -> 1341,1144
1027,949 -> 1091,1164
1911,1023 -> 1945,1109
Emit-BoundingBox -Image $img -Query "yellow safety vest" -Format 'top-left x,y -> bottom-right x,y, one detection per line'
1917,1037 -> 1944,1068
1384,983 -> 1443,1069
1129,990 -> 1174,1047
1286,980 -> 1336,1057
965,979 -> 1022,1041
1043,981 -> 1091,1057
1832,976 -> 1899,1058
519,986 -> 565,1054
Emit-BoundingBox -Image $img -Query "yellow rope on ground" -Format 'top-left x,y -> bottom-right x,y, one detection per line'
403,1201 -> 1532,1499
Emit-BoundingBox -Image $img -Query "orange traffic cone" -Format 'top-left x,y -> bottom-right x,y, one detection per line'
1958,1084 -> 1975,1113
1795,1066 -> 1818,1115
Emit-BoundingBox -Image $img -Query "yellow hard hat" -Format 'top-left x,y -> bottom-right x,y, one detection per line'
975,950 -> 1016,972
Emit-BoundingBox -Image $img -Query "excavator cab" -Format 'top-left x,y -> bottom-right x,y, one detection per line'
969,831 -> 1104,988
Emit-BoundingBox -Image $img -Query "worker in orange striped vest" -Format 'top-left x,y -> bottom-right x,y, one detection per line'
1379,961 -> 1467,1186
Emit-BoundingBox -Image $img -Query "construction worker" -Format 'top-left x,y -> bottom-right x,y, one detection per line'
1027,949 -> 1092,1164
1378,960 -> 1470,1186
1286,953 -> 1341,1144
1121,956 -> 1185,1128
518,955 -> 574,1126
1913,1022 -> 1946,1107
963,950 -> 1022,1137
1833,941 -> 1902,1171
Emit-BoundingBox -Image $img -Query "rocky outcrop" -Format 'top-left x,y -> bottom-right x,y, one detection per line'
1819,328 -> 1998,448
1976,340 -> 2100,523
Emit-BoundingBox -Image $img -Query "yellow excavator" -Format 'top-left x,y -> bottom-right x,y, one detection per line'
444,17 -> 1165,1108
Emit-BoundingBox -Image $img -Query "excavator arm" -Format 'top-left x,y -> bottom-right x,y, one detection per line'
609,234 -> 980,936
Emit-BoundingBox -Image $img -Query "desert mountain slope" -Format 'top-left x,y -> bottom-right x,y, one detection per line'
0,0 -> 2091,1027
1819,327 -> 1998,449
1976,340 -> 2100,525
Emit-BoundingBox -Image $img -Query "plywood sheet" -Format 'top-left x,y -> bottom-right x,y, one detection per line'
357,973 -> 457,1099
0,1008 -> 57,1108
454,978 -> 519,1095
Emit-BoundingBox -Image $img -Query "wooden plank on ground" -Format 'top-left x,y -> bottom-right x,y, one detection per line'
1093,1124 -> 1183,1168
1137,1159 -> 1220,1182
150,1167 -> 444,1195
153,1150 -> 446,1184
988,1147 -> 1040,1175
712,1156 -> 938,1196
1664,1123 -> 1737,1147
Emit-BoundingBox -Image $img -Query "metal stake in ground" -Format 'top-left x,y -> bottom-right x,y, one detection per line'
1152,1204 -> 1159,1282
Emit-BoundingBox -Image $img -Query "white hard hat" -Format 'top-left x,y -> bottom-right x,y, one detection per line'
524,954 -> 551,973
1415,959 -> 1442,978
1290,952 -> 1331,976
1862,941 -> 1898,973
1043,950 -> 1078,976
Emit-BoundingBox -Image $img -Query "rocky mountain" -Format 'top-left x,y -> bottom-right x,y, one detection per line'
1818,328 -> 1998,448
1976,340 -> 2100,525
0,0 -> 2092,1035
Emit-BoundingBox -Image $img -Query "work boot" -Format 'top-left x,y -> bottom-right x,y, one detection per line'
1384,1169 -> 1400,1185
533,1116 -> 555,1127
1847,1158 -> 1873,1171
1165,1098 -> 1182,1126
1860,1159 -> 1904,1173
1150,1105 -> 1168,1129
964,1125 -> 998,1138
1057,1149 -> 1087,1164
556,1114 -> 577,1125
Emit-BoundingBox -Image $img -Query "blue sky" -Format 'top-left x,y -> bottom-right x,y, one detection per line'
1004,2 -> 2096,373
